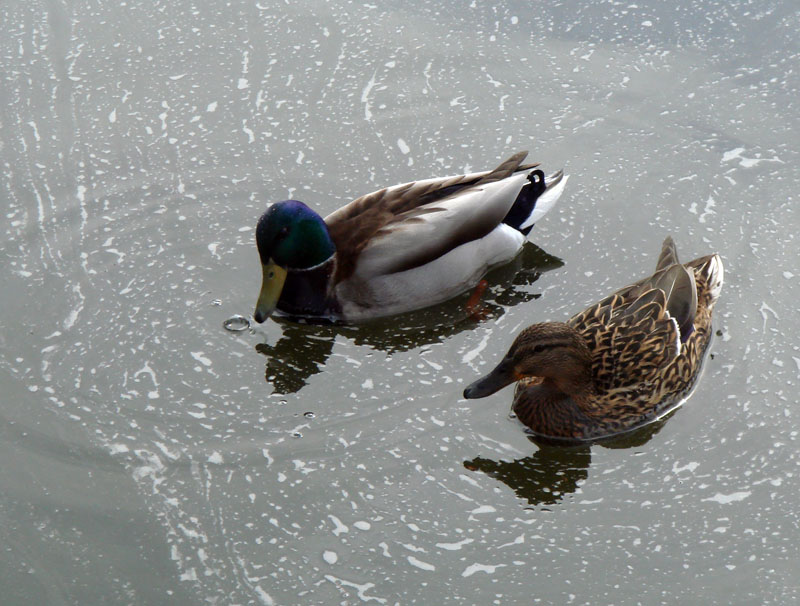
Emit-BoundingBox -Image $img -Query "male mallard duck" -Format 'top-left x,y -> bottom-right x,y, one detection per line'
463,237 -> 724,442
253,151 -> 567,323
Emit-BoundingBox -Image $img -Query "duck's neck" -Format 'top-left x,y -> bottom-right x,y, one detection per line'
513,380 -> 597,440
513,347 -> 604,438
545,333 -> 598,411
277,256 -> 339,318
550,364 -> 595,400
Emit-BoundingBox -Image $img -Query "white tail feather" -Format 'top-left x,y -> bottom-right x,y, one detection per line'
705,254 -> 724,303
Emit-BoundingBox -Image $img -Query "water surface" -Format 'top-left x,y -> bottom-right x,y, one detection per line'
2,0 -> 798,604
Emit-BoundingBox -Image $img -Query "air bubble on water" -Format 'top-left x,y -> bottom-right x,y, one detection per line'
291,431 -> 303,438
223,315 -> 250,332
303,412 -> 315,418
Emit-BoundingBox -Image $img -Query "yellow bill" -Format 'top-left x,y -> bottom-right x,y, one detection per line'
254,261 -> 288,323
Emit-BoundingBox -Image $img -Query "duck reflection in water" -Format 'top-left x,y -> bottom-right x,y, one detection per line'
256,244 -> 563,394
464,413 -> 673,507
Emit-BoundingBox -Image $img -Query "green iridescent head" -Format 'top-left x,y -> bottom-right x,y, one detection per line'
254,200 -> 335,323
256,200 -> 335,269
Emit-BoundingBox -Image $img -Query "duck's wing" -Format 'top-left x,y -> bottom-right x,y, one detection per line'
571,237 -> 722,395
351,171 -> 533,279
324,151 -> 534,226
584,236 -> 698,338
326,152 -> 536,281
650,264 -> 697,338
585,288 -> 682,394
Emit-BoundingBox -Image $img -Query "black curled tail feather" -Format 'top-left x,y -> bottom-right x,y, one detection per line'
502,169 -> 546,236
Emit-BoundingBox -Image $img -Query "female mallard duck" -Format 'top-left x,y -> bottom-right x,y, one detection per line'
463,237 -> 724,442
254,151 -> 567,323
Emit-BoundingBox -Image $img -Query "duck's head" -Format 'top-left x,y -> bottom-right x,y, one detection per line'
254,200 -> 335,323
463,322 -> 593,399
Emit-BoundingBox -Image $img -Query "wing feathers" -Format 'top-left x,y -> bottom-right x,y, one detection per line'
322,152 -> 559,284
354,174 -> 530,278
570,237 -> 722,395
651,264 -> 697,337
473,150 -> 531,185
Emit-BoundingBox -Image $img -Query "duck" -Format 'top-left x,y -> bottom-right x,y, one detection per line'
253,151 -> 567,323
463,236 -> 724,442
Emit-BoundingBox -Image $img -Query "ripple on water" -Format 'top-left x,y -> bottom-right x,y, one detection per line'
223,315 -> 250,332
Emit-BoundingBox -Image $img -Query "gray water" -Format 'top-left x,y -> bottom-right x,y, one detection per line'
1,0 -> 798,604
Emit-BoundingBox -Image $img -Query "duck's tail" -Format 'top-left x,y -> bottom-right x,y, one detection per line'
503,169 -> 568,236
691,253 -> 724,308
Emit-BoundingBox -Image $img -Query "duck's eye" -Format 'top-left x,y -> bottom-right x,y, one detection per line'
533,344 -> 546,354
278,226 -> 290,238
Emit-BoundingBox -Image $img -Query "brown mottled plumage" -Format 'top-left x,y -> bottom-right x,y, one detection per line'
463,237 -> 724,442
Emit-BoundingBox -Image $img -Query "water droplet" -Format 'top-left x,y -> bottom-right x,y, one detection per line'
303,411 -> 315,418
291,432 -> 303,439
211,299 -> 222,307
223,315 -> 250,332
